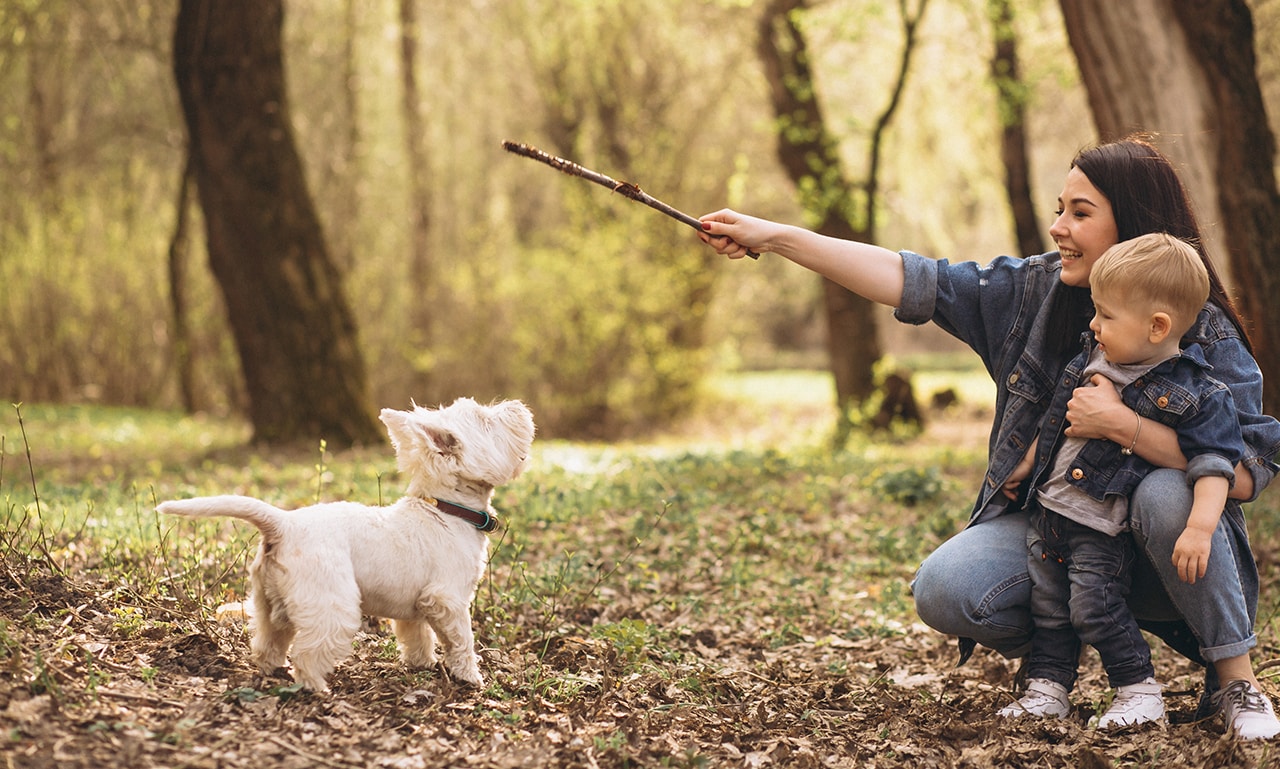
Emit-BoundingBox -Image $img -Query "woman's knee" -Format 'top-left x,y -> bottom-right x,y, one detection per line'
911,515 -> 1032,642
1129,468 -> 1192,541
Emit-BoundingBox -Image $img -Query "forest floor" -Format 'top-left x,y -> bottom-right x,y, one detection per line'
3,372 -> 1280,768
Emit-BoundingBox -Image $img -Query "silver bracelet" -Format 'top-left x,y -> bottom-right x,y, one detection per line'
1121,413 -> 1142,456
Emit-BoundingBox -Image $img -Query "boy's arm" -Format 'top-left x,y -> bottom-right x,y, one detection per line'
1173,474 -> 1230,584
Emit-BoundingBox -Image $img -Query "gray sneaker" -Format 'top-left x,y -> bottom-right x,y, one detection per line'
1212,680 -> 1280,740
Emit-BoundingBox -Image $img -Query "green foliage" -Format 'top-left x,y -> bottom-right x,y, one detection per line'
0,0 -> 1093,443
869,466 -> 944,506
439,222 -> 715,437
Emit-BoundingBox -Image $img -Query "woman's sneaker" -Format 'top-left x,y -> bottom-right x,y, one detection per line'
997,678 -> 1071,720
1091,678 -> 1165,729
1212,680 -> 1280,740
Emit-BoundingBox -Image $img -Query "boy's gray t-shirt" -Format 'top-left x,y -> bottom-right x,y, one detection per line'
1036,347 -> 1171,536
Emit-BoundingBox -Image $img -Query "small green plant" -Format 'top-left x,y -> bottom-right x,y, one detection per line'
592,619 -> 654,670
869,466 -> 944,506
222,682 -> 306,705
315,438 -> 328,503
110,606 -> 147,637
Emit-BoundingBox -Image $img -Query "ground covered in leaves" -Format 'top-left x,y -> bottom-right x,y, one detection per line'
3,395 -> 1280,768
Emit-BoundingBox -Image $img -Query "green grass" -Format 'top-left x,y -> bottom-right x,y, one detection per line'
0,365 -> 987,626
7,363 -> 1280,766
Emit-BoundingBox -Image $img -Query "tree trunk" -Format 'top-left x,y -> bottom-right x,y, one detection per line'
399,0 -> 434,375
1171,0 -> 1280,415
758,0 -> 928,435
172,0 -> 382,447
757,0 -> 880,414
989,0 -> 1043,258
1060,0 -> 1280,413
167,151 -> 197,413
334,0 -> 362,274
1058,0 -> 1223,271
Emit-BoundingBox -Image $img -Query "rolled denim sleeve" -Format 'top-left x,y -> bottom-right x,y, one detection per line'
1196,317 -> 1280,500
1186,453 -> 1236,488
893,250 -> 938,325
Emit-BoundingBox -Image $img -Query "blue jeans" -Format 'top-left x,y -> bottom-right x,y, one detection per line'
1025,508 -> 1152,689
912,469 -> 1257,676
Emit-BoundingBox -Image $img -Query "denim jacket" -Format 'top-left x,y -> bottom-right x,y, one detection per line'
1033,336 -> 1243,506
894,250 -> 1280,528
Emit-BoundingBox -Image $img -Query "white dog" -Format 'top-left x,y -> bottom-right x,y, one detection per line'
158,397 -> 535,692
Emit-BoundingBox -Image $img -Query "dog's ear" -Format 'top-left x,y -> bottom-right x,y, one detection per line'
381,407 -> 462,458
379,408 -> 411,450
423,425 -> 462,457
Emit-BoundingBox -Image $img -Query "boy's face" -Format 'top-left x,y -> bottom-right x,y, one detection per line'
1089,290 -> 1167,366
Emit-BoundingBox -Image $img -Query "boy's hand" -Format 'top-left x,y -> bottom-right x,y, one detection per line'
1173,528 -> 1213,584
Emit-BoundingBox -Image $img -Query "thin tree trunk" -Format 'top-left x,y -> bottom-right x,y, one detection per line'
758,0 -> 928,436
173,0 -> 381,447
758,0 -> 879,415
167,150 -> 197,413
334,0 -> 361,273
399,0 -> 434,388
989,0 -> 1043,257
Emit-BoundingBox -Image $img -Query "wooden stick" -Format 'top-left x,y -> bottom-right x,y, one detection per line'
502,140 -> 758,258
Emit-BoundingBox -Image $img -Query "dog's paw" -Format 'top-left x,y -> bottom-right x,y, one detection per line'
400,647 -> 438,668
445,658 -> 484,687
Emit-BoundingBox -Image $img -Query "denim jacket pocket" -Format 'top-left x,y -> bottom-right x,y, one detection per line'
1130,377 -> 1194,422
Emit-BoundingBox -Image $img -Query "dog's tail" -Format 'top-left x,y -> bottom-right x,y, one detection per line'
157,495 -> 286,542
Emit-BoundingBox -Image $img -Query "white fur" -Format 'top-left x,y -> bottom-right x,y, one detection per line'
158,397 -> 535,692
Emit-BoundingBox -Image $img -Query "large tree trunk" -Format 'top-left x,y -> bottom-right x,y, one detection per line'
1170,0 -> 1280,415
1060,0 -> 1280,413
172,0 -> 382,447
1058,0 -> 1222,276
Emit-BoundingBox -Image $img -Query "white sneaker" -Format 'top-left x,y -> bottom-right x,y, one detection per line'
1212,680 -> 1280,740
997,678 -> 1071,720
1091,678 -> 1165,729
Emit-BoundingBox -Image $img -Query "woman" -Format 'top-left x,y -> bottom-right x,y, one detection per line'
698,136 -> 1280,740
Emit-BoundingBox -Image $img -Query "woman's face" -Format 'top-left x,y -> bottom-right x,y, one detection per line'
1049,166 -> 1120,288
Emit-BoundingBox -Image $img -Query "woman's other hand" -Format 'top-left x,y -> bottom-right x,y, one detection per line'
1064,374 -> 1127,441
1002,439 -> 1038,500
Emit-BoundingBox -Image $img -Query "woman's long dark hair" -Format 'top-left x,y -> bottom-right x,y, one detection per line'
1045,134 -> 1253,359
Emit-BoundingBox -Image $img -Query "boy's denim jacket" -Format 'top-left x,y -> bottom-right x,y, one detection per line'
893,250 -> 1280,530
1032,335 -> 1244,505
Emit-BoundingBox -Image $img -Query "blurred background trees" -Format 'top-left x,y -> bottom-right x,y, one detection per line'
2,0 -> 1279,442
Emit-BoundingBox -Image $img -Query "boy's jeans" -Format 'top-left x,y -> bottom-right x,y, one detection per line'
912,469 -> 1256,681
1024,507 -> 1153,689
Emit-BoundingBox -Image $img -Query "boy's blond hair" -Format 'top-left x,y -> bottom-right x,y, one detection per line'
1090,233 -> 1209,335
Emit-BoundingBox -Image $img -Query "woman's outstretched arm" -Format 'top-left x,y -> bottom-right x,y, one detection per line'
699,209 -> 906,308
